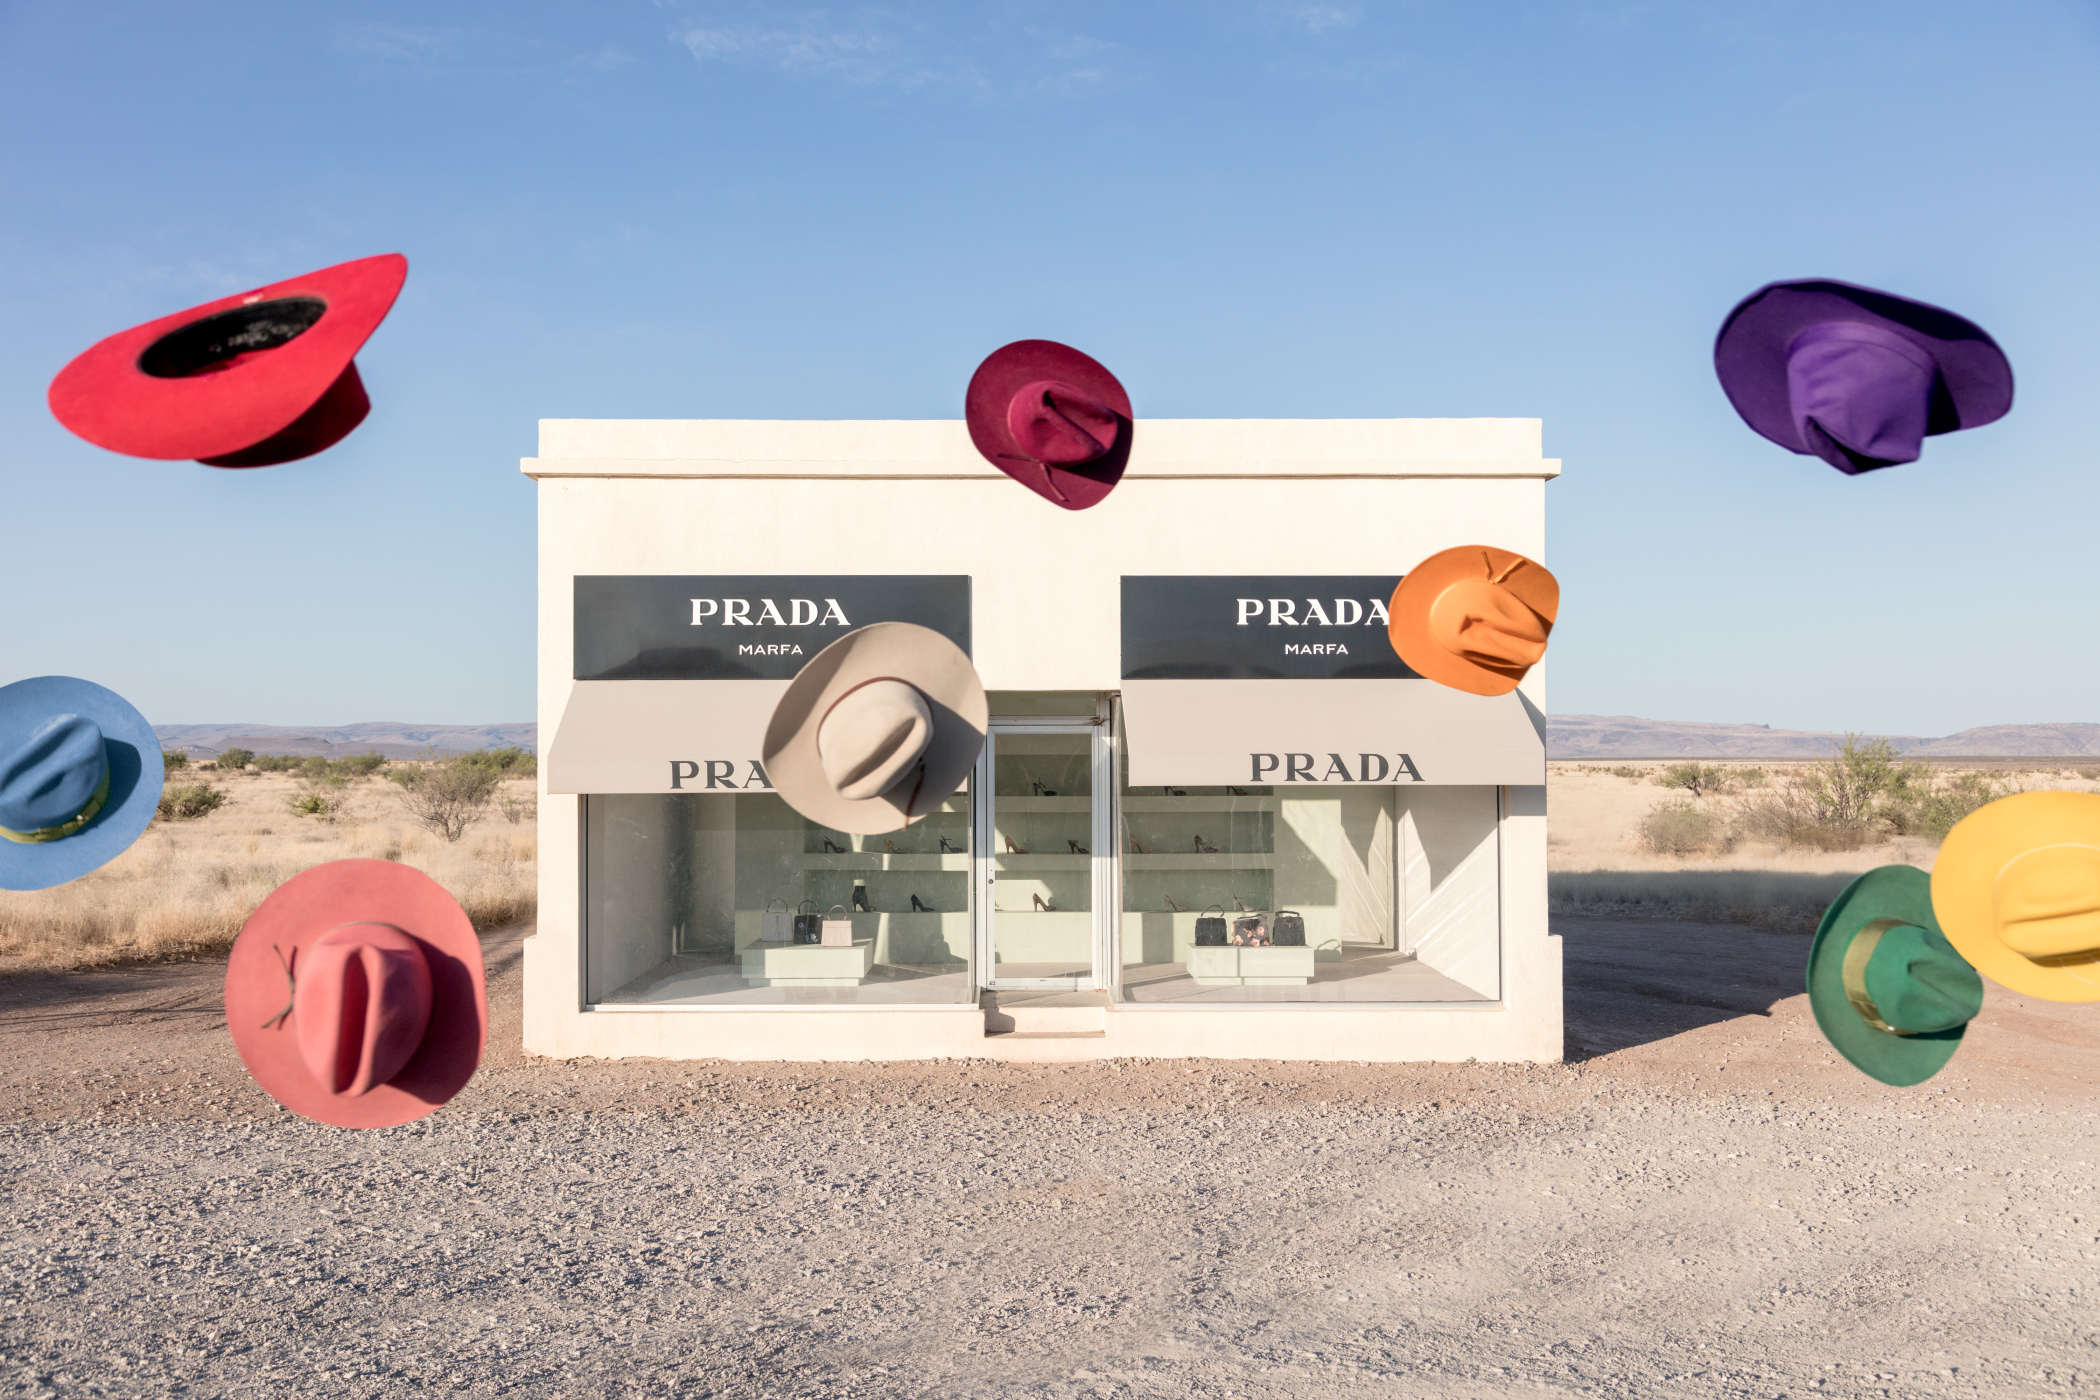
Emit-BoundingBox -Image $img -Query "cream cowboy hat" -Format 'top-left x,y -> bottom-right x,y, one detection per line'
762,622 -> 988,835
1932,790 -> 2100,1002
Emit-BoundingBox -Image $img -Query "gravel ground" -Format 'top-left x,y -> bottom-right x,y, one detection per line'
1,918 -> 2096,1398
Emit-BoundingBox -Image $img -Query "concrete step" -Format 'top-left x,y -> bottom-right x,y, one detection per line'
982,991 -> 1110,1036
979,1029 -> 1109,1063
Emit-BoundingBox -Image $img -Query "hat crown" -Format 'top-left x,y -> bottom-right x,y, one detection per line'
1427,577 -> 1550,671
293,921 -> 433,1098
1005,380 -> 1118,465
1786,321 -> 1941,473
0,714 -> 108,833
817,680 -> 934,802
1993,843 -> 2100,961
1861,921 -> 1983,1033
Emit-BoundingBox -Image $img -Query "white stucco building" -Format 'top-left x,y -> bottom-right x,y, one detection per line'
523,418 -> 1560,1062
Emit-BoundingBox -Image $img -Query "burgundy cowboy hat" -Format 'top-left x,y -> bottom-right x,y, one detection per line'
965,339 -> 1133,510
1713,279 -> 2013,475
49,253 -> 408,468
225,859 -> 487,1129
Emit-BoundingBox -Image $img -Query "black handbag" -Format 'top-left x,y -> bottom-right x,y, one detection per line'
1232,913 -> 1269,946
1272,910 -> 1306,947
792,900 -> 823,945
1193,904 -> 1228,946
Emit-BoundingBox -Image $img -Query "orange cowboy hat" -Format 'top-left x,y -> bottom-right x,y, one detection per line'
1386,545 -> 1559,697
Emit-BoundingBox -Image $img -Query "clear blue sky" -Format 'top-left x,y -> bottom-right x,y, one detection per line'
3,2 -> 2096,735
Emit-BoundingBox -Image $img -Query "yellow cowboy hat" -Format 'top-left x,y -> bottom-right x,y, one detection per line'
1931,790 -> 2100,1002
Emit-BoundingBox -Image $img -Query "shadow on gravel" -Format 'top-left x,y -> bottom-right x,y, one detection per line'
1555,912 -> 1812,1062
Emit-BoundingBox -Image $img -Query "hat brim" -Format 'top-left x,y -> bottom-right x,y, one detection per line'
225,859 -> 488,1129
1930,790 -> 2100,1003
1713,279 -> 2013,456
1386,545 -> 1560,697
0,676 -> 164,892
1807,865 -> 1966,1086
965,340 -> 1133,511
763,622 -> 988,835
49,253 -> 407,463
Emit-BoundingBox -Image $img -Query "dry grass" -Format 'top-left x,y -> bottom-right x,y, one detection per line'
0,770 -> 536,972
1549,869 -> 1861,934
1547,759 -> 2100,932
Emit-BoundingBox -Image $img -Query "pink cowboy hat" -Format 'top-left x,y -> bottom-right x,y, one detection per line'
225,859 -> 487,1129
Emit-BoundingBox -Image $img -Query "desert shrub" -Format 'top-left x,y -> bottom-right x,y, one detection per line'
499,792 -> 534,825
1637,798 -> 1734,856
161,750 -> 189,773
1657,762 -> 1732,798
1607,765 -> 1647,780
395,758 -> 500,842
157,783 -> 226,821
1882,769 -> 2011,840
332,750 -> 388,778
252,754 -> 302,773
456,745 -> 537,779
1733,767 -> 1768,788
285,778 -> 348,824
2079,768 -> 2100,782
215,747 -> 255,773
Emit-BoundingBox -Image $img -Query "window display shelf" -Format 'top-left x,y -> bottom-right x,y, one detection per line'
801,853 -> 970,872
993,853 -> 1091,871
1124,853 -> 1278,870
1122,797 -> 1278,813
993,796 -> 1092,813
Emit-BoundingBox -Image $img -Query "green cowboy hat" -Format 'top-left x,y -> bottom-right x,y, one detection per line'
1807,865 -> 1983,1086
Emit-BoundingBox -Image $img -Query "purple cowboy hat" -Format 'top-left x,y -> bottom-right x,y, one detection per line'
1714,279 -> 2013,475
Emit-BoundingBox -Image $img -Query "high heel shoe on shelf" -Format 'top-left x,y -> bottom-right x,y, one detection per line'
1163,895 -> 1189,913
852,886 -> 872,913
910,894 -> 934,913
1032,892 -> 1058,912
1232,893 -> 1250,912
1004,834 -> 1028,854
1068,839 -> 1089,855
883,839 -> 900,854
1163,785 -> 1186,797
1032,780 -> 1058,797
939,835 -> 961,854
1193,834 -> 1219,854
1129,834 -> 1149,855
822,837 -> 846,854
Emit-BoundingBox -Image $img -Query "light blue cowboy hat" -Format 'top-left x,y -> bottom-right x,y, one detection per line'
0,676 -> 164,891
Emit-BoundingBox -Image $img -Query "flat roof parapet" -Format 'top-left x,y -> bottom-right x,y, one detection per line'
523,418 -> 1558,481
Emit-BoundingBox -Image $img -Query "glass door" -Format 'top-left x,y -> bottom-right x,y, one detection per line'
974,721 -> 1113,990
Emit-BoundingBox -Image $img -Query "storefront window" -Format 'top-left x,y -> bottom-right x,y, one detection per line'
1116,722 -> 1499,1003
584,792 -> 974,1005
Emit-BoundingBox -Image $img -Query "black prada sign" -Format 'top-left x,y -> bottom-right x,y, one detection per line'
575,575 -> 971,681
1120,576 -> 1419,680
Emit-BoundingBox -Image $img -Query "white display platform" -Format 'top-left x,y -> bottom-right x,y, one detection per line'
740,939 -> 876,987
1185,945 -> 1316,986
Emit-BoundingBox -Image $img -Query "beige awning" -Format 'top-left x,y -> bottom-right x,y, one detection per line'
546,680 -> 790,794
1120,679 -> 1544,787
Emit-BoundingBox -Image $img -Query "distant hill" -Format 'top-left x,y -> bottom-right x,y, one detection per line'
1550,715 -> 2100,759
154,721 -> 536,760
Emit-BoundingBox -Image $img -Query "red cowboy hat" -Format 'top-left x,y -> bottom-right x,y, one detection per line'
49,253 -> 408,468
225,859 -> 487,1129
965,340 -> 1133,510
1387,545 -> 1560,697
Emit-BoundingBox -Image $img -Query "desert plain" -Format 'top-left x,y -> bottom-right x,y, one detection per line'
0,758 -> 2093,1396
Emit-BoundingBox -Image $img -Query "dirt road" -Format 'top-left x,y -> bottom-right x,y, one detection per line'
1,918 -> 2094,1398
